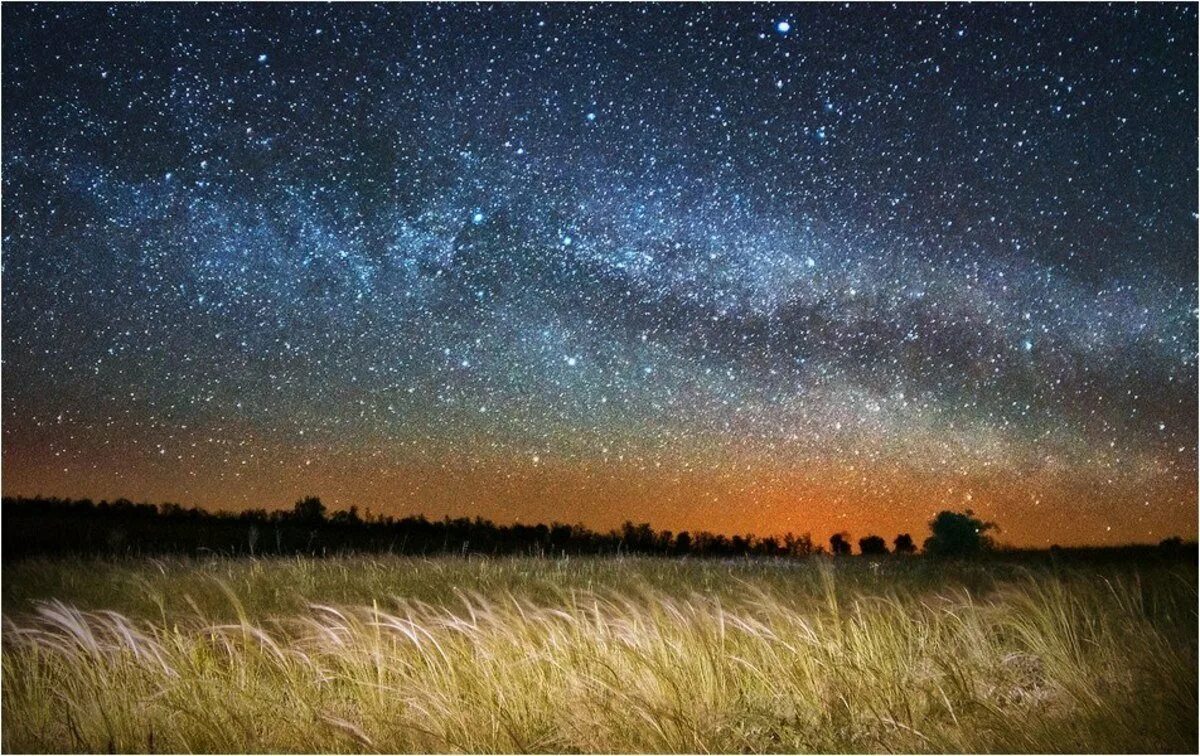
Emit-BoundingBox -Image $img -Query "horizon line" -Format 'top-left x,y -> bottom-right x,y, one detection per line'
4,493 -> 1194,552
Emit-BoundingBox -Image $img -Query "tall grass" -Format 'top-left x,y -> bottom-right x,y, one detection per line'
2,556 -> 1195,753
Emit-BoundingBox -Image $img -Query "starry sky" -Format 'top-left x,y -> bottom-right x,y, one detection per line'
3,3 -> 1197,546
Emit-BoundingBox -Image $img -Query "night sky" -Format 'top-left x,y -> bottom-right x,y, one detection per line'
3,4 -> 1196,546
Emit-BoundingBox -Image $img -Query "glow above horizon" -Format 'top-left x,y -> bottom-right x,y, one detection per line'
2,4 -> 1197,546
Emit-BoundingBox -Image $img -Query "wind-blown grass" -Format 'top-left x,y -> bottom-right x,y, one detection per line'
2,556 -> 1195,753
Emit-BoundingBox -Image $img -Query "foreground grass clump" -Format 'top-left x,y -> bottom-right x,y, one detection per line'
2,556 -> 1195,753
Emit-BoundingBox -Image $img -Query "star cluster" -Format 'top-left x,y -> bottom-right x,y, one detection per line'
3,4 -> 1196,544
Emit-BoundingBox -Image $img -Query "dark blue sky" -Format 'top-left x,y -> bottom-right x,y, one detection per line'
3,4 -> 1196,544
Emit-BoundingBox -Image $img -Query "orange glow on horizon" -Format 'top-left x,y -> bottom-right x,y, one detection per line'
4,440 -> 1194,548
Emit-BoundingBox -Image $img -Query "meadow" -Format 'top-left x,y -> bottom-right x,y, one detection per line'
2,555 -> 1196,753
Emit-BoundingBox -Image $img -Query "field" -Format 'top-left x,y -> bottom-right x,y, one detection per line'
2,555 -> 1196,753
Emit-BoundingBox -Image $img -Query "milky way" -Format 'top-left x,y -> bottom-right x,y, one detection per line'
3,4 -> 1196,544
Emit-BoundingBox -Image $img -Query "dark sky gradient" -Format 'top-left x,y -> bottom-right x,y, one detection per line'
3,3 -> 1196,545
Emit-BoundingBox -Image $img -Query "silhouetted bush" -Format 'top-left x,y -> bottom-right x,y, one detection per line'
829,532 -> 852,556
858,535 -> 888,556
893,533 -> 916,554
1158,536 -> 1185,556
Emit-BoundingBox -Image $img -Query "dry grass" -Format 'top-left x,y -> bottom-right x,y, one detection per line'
2,556 -> 1195,753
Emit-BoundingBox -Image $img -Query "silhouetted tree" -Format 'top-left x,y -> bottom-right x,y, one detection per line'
923,509 -> 997,557
621,521 -> 656,553
758,536 -> 781,557
655,529 -> 674,553
329,505 -> 362,526
829,532 -> 852,556
858,535 -> 888,556
893,533 -> 916,554
785,532 -> 816,556
292,496 -> 327,524
674,531 -> 692,555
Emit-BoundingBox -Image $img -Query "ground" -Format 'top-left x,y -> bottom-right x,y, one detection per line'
2,555 -> 1196,753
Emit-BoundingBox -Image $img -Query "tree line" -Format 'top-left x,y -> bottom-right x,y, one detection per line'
2,495 -> 1189,561
1,495 -> 1007,560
